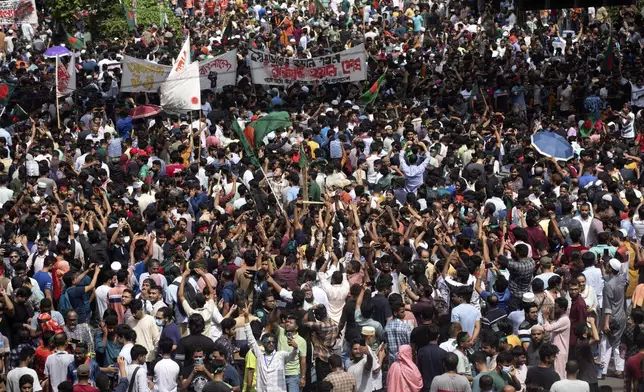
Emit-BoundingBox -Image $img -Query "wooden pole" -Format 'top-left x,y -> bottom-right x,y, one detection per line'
55,55 -> 61,129
301,157 -> 308,213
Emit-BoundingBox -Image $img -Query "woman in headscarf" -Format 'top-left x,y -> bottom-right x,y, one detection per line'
387,344 -> 423,392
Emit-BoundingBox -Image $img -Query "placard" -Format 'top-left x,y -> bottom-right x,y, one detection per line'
0,0 -> 37,25
249,44 -> 366,85
121,50 -> 237,93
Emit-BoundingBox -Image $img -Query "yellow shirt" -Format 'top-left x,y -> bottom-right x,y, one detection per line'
506,334 -> 521,347
243,349 -> 258,392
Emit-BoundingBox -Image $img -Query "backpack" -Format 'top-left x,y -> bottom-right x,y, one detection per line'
170,278 -> 198,316
37,313 -> 63,335
58,289 -> 73,317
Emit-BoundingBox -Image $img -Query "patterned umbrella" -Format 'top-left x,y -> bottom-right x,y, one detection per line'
130,105 -> 162,119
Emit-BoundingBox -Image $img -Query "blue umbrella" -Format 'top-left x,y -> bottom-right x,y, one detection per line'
44,46 -> 71,58
531,132 -> 574,161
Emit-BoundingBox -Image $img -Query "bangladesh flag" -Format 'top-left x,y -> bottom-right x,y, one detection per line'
469,83 -> 479,111
602,36 -> 614,73
232,119 -> 260,167
66,33 -> 84,50
298,142 -> 308,169
123,1 -> 136,32
0,83 -> 15,106
222,18 -> 232,45
10,106 -> 27,122
313,0 -> 324,13
360,70 -> 387,105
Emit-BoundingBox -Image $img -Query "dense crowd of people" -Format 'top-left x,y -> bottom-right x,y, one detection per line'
0,0 -> 643,392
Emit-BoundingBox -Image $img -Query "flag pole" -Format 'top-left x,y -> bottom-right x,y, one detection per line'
259,163 -> 287,217
55,55 -> 60,129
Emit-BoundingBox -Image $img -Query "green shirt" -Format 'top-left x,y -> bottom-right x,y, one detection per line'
472,370 -> 510,392
308,181 -> 321,202
277,326 -> 307,376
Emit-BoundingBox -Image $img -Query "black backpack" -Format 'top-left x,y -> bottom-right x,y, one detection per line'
170,277 -> 198,316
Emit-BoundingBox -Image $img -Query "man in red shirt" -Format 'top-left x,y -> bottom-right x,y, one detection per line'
72,363 -> 99,392
34,330 -> 56,382
625,334 -> 644,392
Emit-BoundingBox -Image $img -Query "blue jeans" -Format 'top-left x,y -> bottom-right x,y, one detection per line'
285,374 -> 300,392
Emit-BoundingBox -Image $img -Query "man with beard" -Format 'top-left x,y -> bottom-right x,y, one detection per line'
243,303 -> 299,392
63,310 -> 94,354
525,343 -> 561,390
95,314 -> 121,368
347,339 -> 385,392
573,202 -> 604,247
542,298 -> 571,380
567,280 -> 588,358
526,325 -> 546,366
517,302 -> 539,350
65,342 -> 103,386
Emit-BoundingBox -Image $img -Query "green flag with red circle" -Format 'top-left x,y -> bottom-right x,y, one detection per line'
0,83 -> 15,107
360,69 -> 387,105
66,33 -> 84,50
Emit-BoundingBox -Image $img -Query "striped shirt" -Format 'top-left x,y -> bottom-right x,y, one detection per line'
108,284 -> 128,324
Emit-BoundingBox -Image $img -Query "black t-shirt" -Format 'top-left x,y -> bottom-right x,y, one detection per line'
202,381 -> 233,392
176,334 -> 217,368
525,366 -> 560,390
371,294 -> 392,328
181,362 -> 215,392
410,324 -> 432,350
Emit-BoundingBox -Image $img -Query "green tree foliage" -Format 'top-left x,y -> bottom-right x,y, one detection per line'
45,0 -> 180,40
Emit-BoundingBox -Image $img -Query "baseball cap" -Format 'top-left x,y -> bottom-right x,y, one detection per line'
540,257 -> 553,268
77,364 -> 90,377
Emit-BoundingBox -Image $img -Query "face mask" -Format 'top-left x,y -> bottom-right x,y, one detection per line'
502,366 -> 512,374
155,320 -> 165,327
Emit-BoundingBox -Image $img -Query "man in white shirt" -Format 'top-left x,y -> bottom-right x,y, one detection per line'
152,338 -> 180,392
7,346 -> 42,392
0,175 -> 13,207
45,333 -> 75,392
620,105 -> 636,140
127,345 -> 153,392
126,299 -> 160,362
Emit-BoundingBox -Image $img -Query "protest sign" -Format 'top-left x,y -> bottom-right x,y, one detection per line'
121,56 -> 170,93
249,44 -> 366,85
121,50 -> 237,93
0,0 -> 37,25
198,50 -> 237,91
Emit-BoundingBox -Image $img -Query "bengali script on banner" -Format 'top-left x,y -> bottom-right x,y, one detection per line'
0,0 -> 37,25
198,50 -> 237,91
121,56 -> 169,93
121,50 -> 237,93
249,44 -> 366,85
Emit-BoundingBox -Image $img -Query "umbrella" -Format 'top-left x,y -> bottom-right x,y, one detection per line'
531,132 -> 574,161
44,46 -> 71,58
130,105 -> 162,119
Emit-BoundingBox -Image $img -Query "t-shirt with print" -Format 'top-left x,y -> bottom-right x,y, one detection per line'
181,363 -> 215,392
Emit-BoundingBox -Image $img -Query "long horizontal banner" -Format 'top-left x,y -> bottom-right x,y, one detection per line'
120,50 -> 237,93
0,0 -> 37,25
249,44 -> 366,85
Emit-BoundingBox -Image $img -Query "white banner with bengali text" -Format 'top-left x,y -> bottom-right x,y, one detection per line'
120,50 -> 237,93
249,44 -> 366,85
0,0 -> 37,25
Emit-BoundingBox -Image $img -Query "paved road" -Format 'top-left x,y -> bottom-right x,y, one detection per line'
600,376 -> 625,392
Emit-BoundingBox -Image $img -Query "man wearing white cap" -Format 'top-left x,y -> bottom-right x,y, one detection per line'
600,258 -> 627,378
